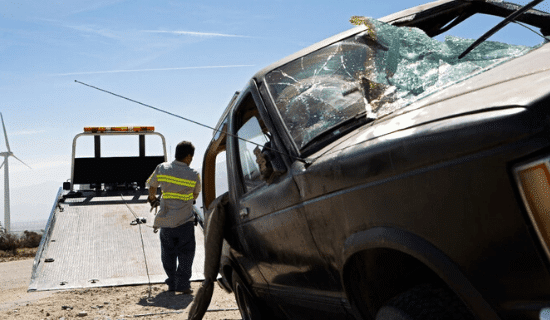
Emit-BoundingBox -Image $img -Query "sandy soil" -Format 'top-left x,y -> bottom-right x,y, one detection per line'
0,259 -> 241,320
0,248 -> 38,263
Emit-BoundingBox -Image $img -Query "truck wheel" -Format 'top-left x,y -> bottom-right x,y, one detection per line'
375,284 -> 474,320
232,270 -> 268,320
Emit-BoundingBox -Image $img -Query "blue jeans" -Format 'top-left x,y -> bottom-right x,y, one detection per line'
159,221 -> 196,290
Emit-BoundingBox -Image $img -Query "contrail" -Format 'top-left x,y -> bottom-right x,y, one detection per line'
143,30 -> 250,38
52,64 -> 255,76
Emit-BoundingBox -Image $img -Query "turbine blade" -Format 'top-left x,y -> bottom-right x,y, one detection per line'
0,158 -> 5,170
11,154 -> 31,169
0,113 -> 11,152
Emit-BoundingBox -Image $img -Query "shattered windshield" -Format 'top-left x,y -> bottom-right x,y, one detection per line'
265,18 -> 538,151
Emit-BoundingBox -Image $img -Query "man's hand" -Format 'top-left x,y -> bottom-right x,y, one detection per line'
148,195 -> 160,213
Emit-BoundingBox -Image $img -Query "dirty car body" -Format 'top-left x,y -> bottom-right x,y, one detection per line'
202,1 -> 550,319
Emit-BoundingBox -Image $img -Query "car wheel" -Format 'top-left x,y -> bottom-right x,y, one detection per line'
375,284 -> 474,320
232,270 -> 268,320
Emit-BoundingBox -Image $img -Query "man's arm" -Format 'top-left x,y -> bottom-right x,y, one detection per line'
193,173 -> 201,200
148,186 -> 157,201
146,166 -> 159,201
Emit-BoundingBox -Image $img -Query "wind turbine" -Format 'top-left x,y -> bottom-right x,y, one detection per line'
0,113 -> 31,233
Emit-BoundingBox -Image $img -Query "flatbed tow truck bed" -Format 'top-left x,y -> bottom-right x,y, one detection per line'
29,193 -> 205,292
29,126 -> 205,292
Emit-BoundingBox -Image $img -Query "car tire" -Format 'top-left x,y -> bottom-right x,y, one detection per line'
375,283 -> 474,320
232,270 -> 270,320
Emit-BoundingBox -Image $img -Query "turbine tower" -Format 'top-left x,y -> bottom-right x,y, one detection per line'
0,113 -> 31,233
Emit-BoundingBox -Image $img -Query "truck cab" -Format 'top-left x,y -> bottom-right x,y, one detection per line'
64,126 -> 167,195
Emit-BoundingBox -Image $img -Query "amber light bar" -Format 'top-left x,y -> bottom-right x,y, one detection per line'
514,159 -> 550,261
84,126 -> 154,133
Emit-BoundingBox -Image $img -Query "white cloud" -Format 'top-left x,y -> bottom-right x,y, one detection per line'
64,25 -> 250,42
11,130 -> 46,136
143,30 -> 251,38
67,24 -> 121,40
67,0 -> 127,16
51,64 -> 255,76
9,157 -> 69,175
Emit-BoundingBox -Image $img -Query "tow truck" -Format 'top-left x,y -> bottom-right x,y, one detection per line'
29,126 -> 205,291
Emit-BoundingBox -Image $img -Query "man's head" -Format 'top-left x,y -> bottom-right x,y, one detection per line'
175,141 -> 195,164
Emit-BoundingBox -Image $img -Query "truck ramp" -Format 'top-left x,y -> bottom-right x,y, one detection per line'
29,195 -> 205,292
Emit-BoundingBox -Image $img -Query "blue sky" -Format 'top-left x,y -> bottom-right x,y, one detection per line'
0,0 -> 548,225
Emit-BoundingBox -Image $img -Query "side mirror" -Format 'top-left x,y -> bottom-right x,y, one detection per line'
253,141 -> 287,184
265,148 -> 286,176
63,182 -> 71,190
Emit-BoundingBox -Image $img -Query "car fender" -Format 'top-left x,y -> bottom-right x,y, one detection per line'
342,226 -> 500,320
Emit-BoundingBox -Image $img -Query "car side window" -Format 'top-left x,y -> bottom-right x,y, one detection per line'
237,116 -> 270,193
214,150 -> 228,196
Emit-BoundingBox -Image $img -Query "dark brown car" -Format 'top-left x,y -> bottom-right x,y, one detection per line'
201,1 -> 550,319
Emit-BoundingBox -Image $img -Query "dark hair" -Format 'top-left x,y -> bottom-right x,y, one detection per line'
175,141 -> 195,161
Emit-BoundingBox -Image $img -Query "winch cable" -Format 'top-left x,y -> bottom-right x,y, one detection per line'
120,194 -> 154,302
74,80 -> 310,164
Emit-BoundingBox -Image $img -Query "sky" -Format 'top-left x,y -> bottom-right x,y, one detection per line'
0,0 -> 548,226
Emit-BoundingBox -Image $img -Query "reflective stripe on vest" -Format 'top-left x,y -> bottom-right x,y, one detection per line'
157,175 -> 197,187
162,191 -> 195,201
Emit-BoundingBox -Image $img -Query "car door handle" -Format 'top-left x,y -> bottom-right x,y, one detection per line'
239,207 -> 249,218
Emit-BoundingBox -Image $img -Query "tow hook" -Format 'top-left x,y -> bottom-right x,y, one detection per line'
130,217 -> 147,225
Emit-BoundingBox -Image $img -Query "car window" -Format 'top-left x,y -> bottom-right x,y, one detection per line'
237,116 -> 270,193
215,150 -> 229,197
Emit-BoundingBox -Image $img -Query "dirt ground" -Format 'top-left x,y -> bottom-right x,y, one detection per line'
0,258 -> 241,320
0,248 -> 38,263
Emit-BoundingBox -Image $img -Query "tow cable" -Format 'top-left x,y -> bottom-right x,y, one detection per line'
120,194 -> 154,302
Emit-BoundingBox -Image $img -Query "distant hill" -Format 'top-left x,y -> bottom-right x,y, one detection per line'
11,220 -> 48,232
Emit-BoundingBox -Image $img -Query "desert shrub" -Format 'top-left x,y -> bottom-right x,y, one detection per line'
19,230 -> 43,248
0,223 -> 43,256
0,232 -> 19,254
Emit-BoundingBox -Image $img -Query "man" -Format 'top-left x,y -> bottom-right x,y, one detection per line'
147,141 -> 201,294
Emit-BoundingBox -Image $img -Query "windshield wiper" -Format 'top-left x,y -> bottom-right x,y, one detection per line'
300,110 -> 374,151
459,0 -> 545,59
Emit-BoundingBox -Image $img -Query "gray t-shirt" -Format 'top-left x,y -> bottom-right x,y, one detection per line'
147,160 -> 201,228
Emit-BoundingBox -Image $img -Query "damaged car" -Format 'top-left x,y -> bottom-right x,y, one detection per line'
199,0 -> 550,319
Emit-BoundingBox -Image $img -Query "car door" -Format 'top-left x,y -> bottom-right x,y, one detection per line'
227,84 -> 344,314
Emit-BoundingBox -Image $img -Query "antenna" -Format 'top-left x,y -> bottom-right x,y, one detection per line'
0,113 -> 31,233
